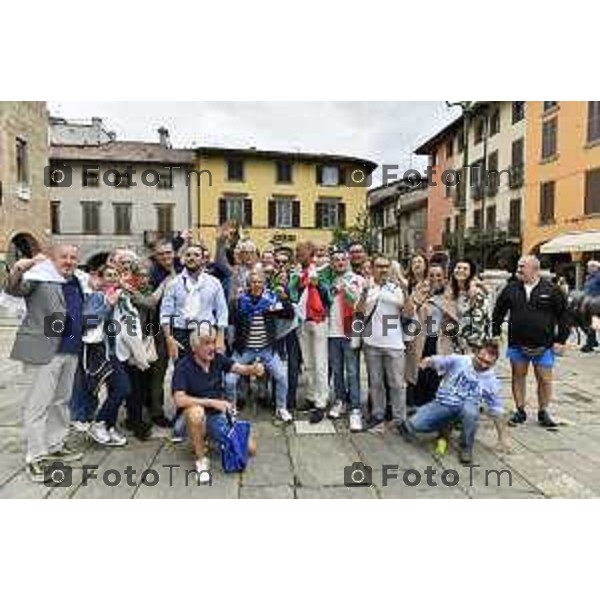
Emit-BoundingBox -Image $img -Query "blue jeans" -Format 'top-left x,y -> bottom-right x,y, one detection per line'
328,337 -> 360,410
225,348 -> 288,410
95,357 -> 131,428
408,400 -> 480,452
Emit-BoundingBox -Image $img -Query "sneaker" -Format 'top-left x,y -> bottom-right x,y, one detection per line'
349,409 -> 363,432
108,427 -> 128,447
538,410 -> 558,429
328,400 -> 345,420
88,422 -> 112,445
366,418 -> 385,434
27,459 -> 51,484
308,408 -> 325,424
459,449 -> 473,465
275,408 -> 294,423
71,421 -> 90,433
46,444 -> 83,463
131,422 -> 153,441
195,457 -> 211,485
508,408 -> 527,427
580,345 -> 595,354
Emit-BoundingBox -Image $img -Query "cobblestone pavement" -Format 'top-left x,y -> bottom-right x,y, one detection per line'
1,335 -> 600,499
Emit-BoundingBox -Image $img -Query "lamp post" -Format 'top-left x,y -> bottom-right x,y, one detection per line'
445,101 -> 475,259
395,204 -> 402,264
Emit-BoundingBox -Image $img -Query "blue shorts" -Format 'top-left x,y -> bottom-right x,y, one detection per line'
173,411 -> 230,446
507,346 -> 555,368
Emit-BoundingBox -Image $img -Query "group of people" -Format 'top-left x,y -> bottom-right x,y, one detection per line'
3,222 -> 579,482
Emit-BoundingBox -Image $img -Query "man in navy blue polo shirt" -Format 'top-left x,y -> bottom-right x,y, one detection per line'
172,327 -> 262,484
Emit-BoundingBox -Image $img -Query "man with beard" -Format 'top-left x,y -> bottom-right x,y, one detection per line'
160,245 -> 228,362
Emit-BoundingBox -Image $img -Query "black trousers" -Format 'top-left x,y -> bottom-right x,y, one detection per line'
407,335 -> 441,408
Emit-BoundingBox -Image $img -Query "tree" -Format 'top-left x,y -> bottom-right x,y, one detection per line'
331,209 -> 373,253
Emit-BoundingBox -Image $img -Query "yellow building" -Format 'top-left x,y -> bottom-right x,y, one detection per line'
524,101 -> 600,282
191,147 -> 377,253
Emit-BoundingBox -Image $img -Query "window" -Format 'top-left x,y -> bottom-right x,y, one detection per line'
82,202 -> 101,234
157,167 -> 173,189
457,132 -> 465,153
539,181 -> 555,224
490,109 -> 501,136
50,202 -> 61,234
487,151 -> 499,195
276,161 -> 293,184
470,159 -> 485,187
317,165 -> 340,186
431,152 -> 438,167
587,102 -> 600,143
512,138 -> 524,166
82,165 -> 100,187
268,197 -> 300,228
156,204 -> 174,235
114,203 -> 132,235
474,120 -> 485,145
218,196 -> 252,226
509,198 -> 522,237
445,217 -> 452,233
542,118 -> 558,159
512,101 -> 525,124
473,208 -> 482,230
16,138 -> 28,184
226,158 -> 244,182
315,199 -> 345,229
584,168 -> 600,215
543,101 -> 558,112
445,182 -> 454,198
445,138 -> 454,159
486,205 -> 496,231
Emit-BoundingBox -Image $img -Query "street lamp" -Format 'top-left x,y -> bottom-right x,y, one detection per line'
445,101 -> 475,259
395,204 -> 402,264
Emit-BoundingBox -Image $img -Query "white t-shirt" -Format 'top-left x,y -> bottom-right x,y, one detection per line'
363,282 -> 405,351
524,279 -> 540,301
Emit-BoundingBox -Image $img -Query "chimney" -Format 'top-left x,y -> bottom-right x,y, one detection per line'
158,126 -> 171,149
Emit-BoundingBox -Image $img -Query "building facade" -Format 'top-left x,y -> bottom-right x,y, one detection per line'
415,101 -> 526,270
0,101 -> 50,271
524,101 -> 600,284
192,147 -> 377,253
49,121 -> 194,267
368,179 -> 428,261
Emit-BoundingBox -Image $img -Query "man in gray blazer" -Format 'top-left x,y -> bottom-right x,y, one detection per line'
4,244 -> 84,482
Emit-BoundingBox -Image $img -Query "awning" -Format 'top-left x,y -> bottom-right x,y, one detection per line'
540,231 -> 600,254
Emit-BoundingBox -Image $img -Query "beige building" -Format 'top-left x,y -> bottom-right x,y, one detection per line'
0,101 -> 50,270
49,119 -> 194,267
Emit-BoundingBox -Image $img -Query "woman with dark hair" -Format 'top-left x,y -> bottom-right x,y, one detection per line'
447,259 -> 490,353
406,253 -> 429,295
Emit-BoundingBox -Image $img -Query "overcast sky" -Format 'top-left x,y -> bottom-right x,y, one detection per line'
49,101 -> 460,186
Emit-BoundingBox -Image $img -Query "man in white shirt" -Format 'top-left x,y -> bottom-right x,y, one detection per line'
357,255 -> 406,433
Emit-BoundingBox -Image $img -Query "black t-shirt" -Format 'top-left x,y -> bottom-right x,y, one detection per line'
172,354 -> 234,414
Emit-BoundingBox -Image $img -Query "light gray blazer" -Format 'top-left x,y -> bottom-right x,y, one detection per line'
4,272 -> 69,365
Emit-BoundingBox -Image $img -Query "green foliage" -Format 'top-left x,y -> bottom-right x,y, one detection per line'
331,209 -> 373,252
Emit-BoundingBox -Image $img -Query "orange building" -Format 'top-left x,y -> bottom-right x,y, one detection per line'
525,101 -> 600,283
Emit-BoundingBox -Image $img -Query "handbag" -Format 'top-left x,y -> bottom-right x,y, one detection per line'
350,297 -> 381,350
221,412 -> 252,473
143,336 -> 159,364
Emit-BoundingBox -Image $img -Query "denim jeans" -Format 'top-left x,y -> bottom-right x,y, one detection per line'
408,400 -> 480,452
328,337 -> 360,410
225,347 -> 289,410
274,330 -> 301,409
364,346 -> 406,424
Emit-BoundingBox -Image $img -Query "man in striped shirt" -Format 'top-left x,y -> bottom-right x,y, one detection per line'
226,270 -> 294,423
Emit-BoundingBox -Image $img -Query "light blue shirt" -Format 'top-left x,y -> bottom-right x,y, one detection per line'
431,355 -> 503,416
160,269 -> 228,331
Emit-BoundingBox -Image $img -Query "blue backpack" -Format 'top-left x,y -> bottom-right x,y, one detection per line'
221,414 -> 252,473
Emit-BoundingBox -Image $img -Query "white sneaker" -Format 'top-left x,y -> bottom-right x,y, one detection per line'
108,427 -> 127,447
349,409 -> 363,432
195,457 -> 211,485
71,421 -> 90,433
275,408 -> 293,423
88,422 -> 111,445
328,400 -> 345,420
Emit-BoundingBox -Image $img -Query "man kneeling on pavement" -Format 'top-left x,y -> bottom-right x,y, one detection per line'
171,326 -> 261,484
401,341 -> 509,465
